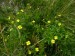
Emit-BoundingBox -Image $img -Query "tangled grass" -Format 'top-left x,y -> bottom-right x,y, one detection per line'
0,0 -> 75,56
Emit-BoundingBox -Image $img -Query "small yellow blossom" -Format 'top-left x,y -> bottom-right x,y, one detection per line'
51,39 -> 55,44
17,12 -> 20,15
5,39 -> 7,42
16,19 -> 20,22
20,9 -> 24,12
35,47 -> 39,52
8,16 -> 10,20
58,22 -> 62,26
29,6 -> 32,9
10,28 -> 13,31
32,20 -> 35,23
54,36 -> 58,40
26,41 -> 31,46
47,20 -> 51,24
58,14 -> 61,17
28,50 -> 32,54
11,21 -> 14,24
17,25 -> 22,29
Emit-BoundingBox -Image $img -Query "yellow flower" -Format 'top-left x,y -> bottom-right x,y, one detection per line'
8,16 -> 10,20
16,19 -> 20,22
10,28 -> 13,31
58,14 -> 61,17
32,20 -> 35,23
28,50 -> 32,54
11,21 -> 14,24
35,47 -> 39,52
20,9 -> 24,12
17,25 -> 22,29
29,6 -> 32,9
54,36 -> 58,40
5,39 -> 7,42
47,20 -> 51,24
58,22 -> 62,26
17,12 -> 20,15
51,39 -> 55,44
26,41 -> 31,46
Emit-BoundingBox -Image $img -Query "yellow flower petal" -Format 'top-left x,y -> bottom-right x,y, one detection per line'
26,41 -> 31,46
51,39 -> 55,44
47,20 -> 51,24
16,19 -> 20,22
8,16 -> 10,20
35,47 -> 39,52
58,22 -> 62,26
10,28 -> 13,31
32,20 -> 35,23
29,6 -> 32,9
20,9 -> 24,12
5,39 -> 7,42
54,36 -> 58,40
11,21 -> 14,24
17,25 -> 22,29
17,12 -> 20,15
58,14 -> 61,17
28,50 -> 32,54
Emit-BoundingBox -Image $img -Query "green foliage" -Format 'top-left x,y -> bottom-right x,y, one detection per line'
0,0 -> 75,56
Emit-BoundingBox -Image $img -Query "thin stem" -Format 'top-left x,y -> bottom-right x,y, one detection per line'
0,26 -> 9,56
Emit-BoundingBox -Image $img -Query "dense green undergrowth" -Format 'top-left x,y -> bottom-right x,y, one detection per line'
0,0 -> 75,56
